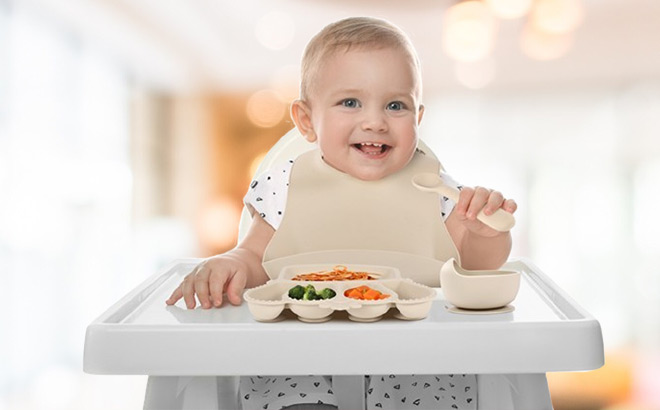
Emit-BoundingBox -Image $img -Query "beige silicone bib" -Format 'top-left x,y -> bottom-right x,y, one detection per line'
262,149 -> 460,287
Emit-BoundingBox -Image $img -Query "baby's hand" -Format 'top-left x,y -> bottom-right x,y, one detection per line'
166,255 -> 248,309
453,186 -> 517,237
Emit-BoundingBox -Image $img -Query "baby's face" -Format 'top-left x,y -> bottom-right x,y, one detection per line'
304,46 -> 424,181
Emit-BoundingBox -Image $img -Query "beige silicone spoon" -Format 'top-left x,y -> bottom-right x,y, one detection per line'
412,173 -> 515,232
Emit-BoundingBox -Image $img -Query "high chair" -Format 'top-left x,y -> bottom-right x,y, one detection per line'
83,128 -> 604,410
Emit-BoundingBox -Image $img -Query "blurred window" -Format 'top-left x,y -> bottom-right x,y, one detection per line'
0,4 -> 134,406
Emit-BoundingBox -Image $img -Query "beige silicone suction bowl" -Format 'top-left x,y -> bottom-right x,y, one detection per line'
440,258 -> 520,310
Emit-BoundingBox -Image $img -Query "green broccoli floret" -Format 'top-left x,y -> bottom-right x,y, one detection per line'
318,288 -> 336,300
303,284 -> 318,301
288,285 -> 305,300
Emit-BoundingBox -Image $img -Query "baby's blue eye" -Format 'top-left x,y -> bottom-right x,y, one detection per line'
341,99 -> 360,108
387,101 -> 404,111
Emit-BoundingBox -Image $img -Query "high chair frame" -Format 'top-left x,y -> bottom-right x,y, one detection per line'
84,127 -> 604,410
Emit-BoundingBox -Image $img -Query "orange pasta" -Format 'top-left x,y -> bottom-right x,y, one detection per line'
292,265 -> 376,281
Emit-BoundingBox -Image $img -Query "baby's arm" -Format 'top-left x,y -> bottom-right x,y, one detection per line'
166,213 -> 274,309
445,186 -> 517,270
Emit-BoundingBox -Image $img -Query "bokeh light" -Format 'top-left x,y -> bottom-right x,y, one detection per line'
485,0 -> 533,19
520,21 -> 574,60
198,197 -> 242,250
442,0 -> 498,62
246,89 -> 287,127
530,0 -> 584,34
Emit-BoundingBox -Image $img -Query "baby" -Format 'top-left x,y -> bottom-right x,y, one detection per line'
167,16 -> 516,410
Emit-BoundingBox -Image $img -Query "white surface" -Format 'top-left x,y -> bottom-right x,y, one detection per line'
83,258 -> 604,376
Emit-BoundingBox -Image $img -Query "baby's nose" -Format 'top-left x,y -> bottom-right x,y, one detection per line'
361,109 -> 388,132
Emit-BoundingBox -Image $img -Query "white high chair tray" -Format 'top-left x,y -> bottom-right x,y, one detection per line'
83,258 -> 603,376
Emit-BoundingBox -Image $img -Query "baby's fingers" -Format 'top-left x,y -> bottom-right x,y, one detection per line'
209,270 -> 229,307
465,186 -> 491,219
167,267 -> 198,307
166,284 -> 183,305
181,273 -> 197,309
483,190 -> 505,216
195,272 -> 213,309
454,187 -> 474,217
503,198 -> 517,214
225,273 -> 247,306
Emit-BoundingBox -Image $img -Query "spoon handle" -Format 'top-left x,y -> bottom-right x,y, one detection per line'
435,185 -> 515,232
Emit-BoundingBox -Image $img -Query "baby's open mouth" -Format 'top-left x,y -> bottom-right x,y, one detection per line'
353,142 -> 389,156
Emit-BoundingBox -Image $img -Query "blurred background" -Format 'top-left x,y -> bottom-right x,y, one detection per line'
1,0 -> 659,409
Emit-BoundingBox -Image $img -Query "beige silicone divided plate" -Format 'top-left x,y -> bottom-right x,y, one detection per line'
244,264 -> 436,323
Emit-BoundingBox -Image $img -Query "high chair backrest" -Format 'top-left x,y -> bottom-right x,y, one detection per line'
237,127 -> 438,240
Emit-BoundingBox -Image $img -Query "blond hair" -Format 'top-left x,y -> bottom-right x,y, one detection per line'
299,17 -> 422,101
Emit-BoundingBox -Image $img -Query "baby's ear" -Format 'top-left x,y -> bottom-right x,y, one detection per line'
417,104 -> 425,125
290,100 -> 317,142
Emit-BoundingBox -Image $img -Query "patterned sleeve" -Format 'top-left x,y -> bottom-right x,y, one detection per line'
243,159 -> 294,230
439,171 -> 462,220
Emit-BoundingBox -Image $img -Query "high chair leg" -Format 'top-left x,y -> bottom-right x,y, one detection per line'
332,375 -> 365,410
144,376 -> 240,410
476,373 -> 553,410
